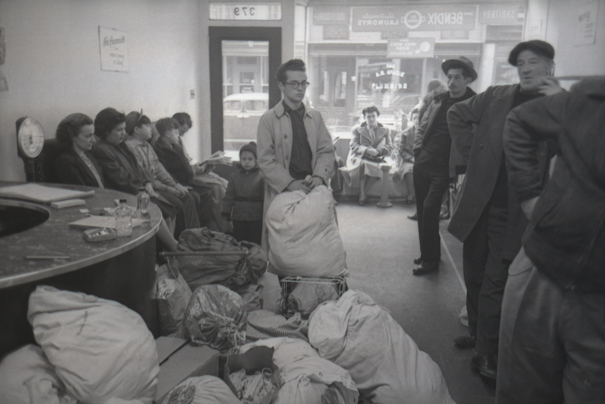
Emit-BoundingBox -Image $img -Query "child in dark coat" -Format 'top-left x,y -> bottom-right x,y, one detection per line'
222,142 -> 265,245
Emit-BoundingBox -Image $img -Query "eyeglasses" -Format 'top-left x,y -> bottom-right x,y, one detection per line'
283,81 -> 310,89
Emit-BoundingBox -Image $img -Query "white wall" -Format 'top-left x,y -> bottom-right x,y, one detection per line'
545,0 -> 605,77
0,0 -> 202,182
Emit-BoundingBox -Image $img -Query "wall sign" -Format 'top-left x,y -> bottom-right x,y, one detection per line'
324,25 -> 349,40
209,2 -> 281,20
575,1 -> 599,46
352,6 -> 475,32
98,26 -> 128,73
387,38 -> 435,58
313,7 -> 349,25
478,3 -> 525,25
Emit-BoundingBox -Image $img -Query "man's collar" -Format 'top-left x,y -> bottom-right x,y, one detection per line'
274,100 -> 309,118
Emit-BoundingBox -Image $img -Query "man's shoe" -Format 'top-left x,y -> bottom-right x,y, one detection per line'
413,256 -> 423,265
407,212 -> 418,221
470,353 -> 497,381
412,261 -> 439,275
454,334 -> 476,349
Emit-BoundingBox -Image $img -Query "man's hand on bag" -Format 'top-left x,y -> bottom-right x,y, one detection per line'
305,176 -> 324,190
287,179 -> 311,193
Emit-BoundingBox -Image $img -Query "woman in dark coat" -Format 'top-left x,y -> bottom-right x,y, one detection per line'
54,113 -> 105,188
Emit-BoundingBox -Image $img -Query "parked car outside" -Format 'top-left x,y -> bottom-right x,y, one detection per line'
223,92 -> 268,159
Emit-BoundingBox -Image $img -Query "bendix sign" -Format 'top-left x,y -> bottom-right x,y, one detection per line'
352,6 -> 476,32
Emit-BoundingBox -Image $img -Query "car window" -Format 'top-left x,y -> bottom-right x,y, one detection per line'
224,100 -> 242,112
244,100 -> 267,112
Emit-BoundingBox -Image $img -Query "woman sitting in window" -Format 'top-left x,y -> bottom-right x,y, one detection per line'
342,106 -> 393,205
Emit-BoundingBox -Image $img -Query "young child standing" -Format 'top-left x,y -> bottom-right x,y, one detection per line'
222,142 -> 265,245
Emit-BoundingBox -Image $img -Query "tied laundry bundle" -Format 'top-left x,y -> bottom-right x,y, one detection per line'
154,262 -> 193,336
27,286 -> 159,404
182,284 -> 247,352
265,186 -> 347,278
175,228 -> 267,291
309,290 -> 457,404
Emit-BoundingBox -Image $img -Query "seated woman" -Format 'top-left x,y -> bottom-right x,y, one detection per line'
393,107 -> 419,204
54,113 -> 105,188
342,106 -> 393,205
153,117 -> 221,231
54,112 -> 178,251
123,111 -> 200,237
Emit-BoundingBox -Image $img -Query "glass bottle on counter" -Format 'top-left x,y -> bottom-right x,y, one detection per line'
136,187 -> 151,223
115,199 -> 133,237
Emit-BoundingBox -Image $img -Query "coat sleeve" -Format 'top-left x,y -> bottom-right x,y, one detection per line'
222,175 -> 235,215
54,153 -> 88,186
413,105 -> 431,153
257,112 -> 294,193
92,145 -> 140,195
311,112 -> 336,184
504,93 -> 567,203
447,89 -> 492,164
350,126 -> 368,156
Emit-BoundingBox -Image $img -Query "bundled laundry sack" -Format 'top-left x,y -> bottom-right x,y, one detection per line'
27,285 -> 159,404
309,290 -> 456,404
232,282 -> 264,312
161,376 -> 241,404
183,284 -> 247,352
0,344 -> 77,404
237,338 -> 358,404
155,262 -> 193,335
176,228 -> 267,290
246,310 -> 309,342
266,186 -> 347,278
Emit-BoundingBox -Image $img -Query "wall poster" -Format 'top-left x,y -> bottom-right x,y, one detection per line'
575,1 -> 599,46
98,26 -> 129,72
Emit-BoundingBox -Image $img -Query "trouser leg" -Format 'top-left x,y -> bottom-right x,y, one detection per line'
462,207 -> 488,338
497,248 -> 605,404
233,220 -> 262,245
475,204 -> 509,355
413,163 -> 429,259
419,167 -> 449,263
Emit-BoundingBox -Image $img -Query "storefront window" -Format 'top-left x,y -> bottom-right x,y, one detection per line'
357,58 -> 422,130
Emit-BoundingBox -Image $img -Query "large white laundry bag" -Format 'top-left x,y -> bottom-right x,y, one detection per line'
27,286 -> 159,404
309,290 -> 456,404
266,186 -> 347,277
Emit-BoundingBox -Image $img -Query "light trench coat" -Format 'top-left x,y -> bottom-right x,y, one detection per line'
257,101 -> 335,250
342,123 -> 393,188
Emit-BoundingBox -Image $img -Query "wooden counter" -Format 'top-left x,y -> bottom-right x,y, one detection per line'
0,182 -> 161,357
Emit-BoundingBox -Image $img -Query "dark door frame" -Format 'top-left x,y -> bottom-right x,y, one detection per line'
208,26 -> 282,153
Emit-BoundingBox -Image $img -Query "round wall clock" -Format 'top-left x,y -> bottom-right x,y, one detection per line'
17,117 -> 44,159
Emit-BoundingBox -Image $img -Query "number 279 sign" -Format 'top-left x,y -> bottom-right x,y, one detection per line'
209,2 -> 282,20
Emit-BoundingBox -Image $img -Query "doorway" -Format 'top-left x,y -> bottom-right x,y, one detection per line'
209,27 -> 282,158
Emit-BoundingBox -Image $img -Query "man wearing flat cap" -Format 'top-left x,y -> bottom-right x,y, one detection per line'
410,56 -> 477,276
447,40 -> 562,382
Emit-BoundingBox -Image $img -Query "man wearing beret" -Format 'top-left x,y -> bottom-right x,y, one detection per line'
447,40 -> 562,382
410,56 -> 477,276
498,76 -> 605,404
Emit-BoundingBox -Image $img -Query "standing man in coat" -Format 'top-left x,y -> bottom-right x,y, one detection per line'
257,59 -> 335,251
447,40 -> 562,381
411,56 -> 477,275
498,76 -> 605,404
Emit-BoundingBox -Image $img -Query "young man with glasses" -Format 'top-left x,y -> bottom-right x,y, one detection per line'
257,58 -> 335,251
